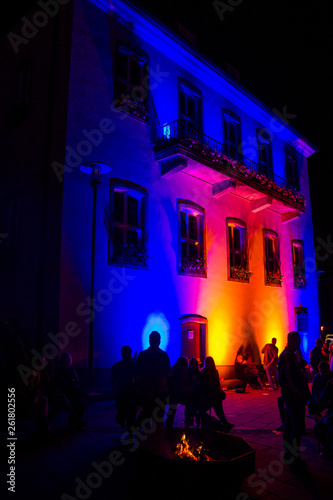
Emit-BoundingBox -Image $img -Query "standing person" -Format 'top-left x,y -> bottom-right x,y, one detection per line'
329,344 -> 333,372
56,352 -> 86,430
309,338 -> 325,376
279,331 -> 310,469
110,345 -> 137,432
261,338 -> 279,390
135,331 -> 172,429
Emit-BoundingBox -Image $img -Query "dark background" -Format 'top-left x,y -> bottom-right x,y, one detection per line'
1,0 -> 332,328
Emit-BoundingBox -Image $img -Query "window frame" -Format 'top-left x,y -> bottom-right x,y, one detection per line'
257,129 -> 273,179
178,79 -> 203,136
291,239 -> 306,288
178,200 -> 206,278
226,218 -> 250,282
263,229 -> 282,286
114,44 -> 149,123
285,154 -> 299,190
222,110 -> 242,160
108,179 -> 148,269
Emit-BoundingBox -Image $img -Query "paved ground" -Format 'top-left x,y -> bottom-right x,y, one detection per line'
1,386 -> 333,500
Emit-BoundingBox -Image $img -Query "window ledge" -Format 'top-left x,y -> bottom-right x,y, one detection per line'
228,277 -> 250,283
179,271 -> 207,278
109,260 -> 148,270
113,105 -> 149,125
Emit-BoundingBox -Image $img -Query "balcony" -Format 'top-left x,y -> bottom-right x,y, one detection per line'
153,120 -> 306,221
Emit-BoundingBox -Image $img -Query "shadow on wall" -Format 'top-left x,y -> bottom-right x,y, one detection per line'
235,338 -> 262,367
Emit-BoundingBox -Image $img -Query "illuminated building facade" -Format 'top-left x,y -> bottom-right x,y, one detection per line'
0,0 -> 320,383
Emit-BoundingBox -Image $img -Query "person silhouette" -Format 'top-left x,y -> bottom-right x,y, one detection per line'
198,356 -> 234,432
279,331 -> 310,469
135,331 -> 171,429
110,345 -> 137,432
165,356 -> 189,428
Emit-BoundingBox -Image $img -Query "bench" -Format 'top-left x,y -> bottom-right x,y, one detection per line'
217,365 -> 248,392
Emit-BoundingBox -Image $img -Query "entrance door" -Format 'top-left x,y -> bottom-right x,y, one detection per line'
182,322 -> 201,361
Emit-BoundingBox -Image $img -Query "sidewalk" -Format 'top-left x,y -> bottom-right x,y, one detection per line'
2,387 -> 333,500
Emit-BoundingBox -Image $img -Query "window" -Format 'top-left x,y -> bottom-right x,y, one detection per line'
292,240 -> 307,288
227,219 -> 251,281
223,110 -> 241,160
263,230 -> 282,285
178,201 -> 206,276
179,80 -> 202,136
258,129 -> 273,178
109,180 -> 148,268
285,155 -> 299,190
114,45 -> 149,122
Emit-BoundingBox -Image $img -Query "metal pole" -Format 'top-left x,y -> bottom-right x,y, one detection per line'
88,181 -> 98,392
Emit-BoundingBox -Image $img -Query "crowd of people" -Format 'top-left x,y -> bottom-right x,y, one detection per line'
111,331 -> 234,434
2,320 -> 333,464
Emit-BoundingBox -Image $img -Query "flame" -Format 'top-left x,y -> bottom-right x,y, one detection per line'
175,433 -> 210,461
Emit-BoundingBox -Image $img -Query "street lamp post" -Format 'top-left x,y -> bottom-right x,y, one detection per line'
80,162 -> 111,391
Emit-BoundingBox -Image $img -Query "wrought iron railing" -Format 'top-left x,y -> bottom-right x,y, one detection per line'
154,119 -> 296,191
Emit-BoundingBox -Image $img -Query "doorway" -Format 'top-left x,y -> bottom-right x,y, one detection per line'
180,315 -> 207,363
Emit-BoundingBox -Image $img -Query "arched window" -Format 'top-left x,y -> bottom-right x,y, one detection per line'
108,179 -> 148,268
178,200 -> 206,277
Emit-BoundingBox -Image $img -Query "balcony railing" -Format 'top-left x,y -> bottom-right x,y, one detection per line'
153,119 -> 305,208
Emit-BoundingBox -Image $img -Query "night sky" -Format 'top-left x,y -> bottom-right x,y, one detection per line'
2,0 -> 333,322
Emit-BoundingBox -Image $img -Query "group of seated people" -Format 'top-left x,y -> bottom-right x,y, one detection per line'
234,354 -> 265,390
166,355 -> 234,432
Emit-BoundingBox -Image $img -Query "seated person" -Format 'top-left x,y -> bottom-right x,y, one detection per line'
165,356 -> 189,428
184,357 -> 201,427
235,354 -> 264,389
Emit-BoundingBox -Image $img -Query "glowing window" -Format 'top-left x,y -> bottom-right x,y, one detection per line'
178,201 -> 206,277
114,45 -> 149,123
292,240 -> 306,288
263,230 -> 282,286
227,219 -> 250,281
109,180 -> 148,268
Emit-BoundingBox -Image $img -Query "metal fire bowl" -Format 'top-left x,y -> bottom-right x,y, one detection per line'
131,427 -> 255,497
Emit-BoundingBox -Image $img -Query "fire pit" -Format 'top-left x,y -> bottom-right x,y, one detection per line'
130,427 -> 255,498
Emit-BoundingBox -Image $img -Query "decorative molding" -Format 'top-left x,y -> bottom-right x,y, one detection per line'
281,211 -> 300,224
251,197 -> 272,213
212,179 -> 237,198
159,156 -> 188,178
